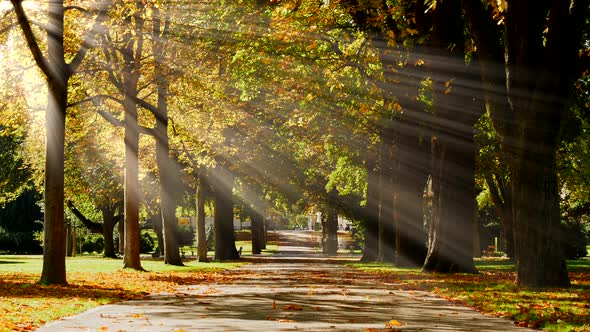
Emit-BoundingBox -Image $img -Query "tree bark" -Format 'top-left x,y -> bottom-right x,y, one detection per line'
422,0 -> 478,274
212,166 -> 239,260
463,0 -> 587,286
250,209 -> 263,255
361,154 -> 380,262
121,1 -> 145,271
377,135 -> 395,262
196,173 -> 208,261
151,211 -> 164,257
41,55 -> 68,285
152,5 -> 182,266
101,207 -> 120,259
118,220 -> 124,256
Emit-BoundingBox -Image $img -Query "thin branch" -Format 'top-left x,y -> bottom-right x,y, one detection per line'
9,0 -> 51,78
0,22 -> 17,35
64,6 -> 90,14
68,6 -> 108,74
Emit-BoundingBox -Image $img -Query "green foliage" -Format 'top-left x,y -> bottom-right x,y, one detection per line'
288,214 -> 309,230
561,221 -> 588,259
0,125 -> 32,206
205,224 -> 215,251
78,235 -> 104,255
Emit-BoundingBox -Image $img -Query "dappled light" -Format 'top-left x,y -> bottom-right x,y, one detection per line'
1,0 -> 589,330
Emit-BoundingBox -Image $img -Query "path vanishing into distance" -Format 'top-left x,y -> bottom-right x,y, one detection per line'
39,231 -> 535,331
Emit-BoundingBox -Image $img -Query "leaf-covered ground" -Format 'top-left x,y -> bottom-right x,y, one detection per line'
0,257 -> 245,332
351,259 -> 590,332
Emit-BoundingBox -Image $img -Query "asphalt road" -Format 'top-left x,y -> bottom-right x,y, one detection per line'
39,230 -> 535,332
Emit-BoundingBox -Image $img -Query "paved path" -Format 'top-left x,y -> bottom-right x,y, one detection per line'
39,231 -> 535,331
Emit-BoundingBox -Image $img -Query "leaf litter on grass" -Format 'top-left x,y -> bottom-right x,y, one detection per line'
0,268 -> 245,331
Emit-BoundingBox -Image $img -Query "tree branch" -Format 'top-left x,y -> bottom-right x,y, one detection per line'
9,0 -> 51,79
68,6 -> 108,74
67,201 -> 103,233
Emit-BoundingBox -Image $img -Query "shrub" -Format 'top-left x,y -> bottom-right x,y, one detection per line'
561,221 -> 588,259
139,232 -> 155,254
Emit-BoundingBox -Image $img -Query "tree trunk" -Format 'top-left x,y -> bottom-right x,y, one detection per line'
462,0 -> 586,286
66,222 -> 73,257
260,218 -> 267,249
151,211 -> 164,257
121,1 -> 145,271
196,173 -> 208,262
378,136 -> 395,262
422,0 -> 478,274
512,148 -> 569,286
118,220 -> 124,256
101,207 -> 118,259
395,168 -> 429,267
485,175 -> 514,258
361,154 -> 380,262
325,207 -> 339,255
250,209 -> 263,255
152,6 -> 182,266
212,166 -> 239,260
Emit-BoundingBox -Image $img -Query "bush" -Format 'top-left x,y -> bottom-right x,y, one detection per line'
80,235 -> 104,254
177,225 -> 194,247
0,190 -> 43,254
562,221 -> 588,259
206,224 -> 215,251
139,232 -> 155,254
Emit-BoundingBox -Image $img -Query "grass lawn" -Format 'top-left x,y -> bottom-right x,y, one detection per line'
350,258 -> 590,332
0,255 -> 245,331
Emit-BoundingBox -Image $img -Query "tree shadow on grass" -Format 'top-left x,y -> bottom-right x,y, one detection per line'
0,274 -> 145,301
0,260 -> 25,264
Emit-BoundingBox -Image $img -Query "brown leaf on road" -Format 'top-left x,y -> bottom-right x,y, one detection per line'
282,304 -> 303,310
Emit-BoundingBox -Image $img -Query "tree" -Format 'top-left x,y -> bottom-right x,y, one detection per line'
66,200 -> 122,258
463,0 -> 589,286
422,0 -> 479,274
210,164 -> 239,260
9,0 -> 105,284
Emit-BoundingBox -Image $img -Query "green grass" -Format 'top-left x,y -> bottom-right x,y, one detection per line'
0,255 -> 243,274
0,254 -> 246,331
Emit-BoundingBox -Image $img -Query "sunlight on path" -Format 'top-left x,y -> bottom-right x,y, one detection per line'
38,231 -> 535,332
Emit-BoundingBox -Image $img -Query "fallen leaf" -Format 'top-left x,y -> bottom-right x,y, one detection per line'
385,319 -> 404,327
282,304 -> 303,311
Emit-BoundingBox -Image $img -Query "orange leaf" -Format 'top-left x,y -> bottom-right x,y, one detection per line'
386,319 -> 404,327
282,304 -> 303,311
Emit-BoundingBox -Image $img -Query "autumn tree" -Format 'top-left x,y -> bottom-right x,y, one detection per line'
463,0 -> 589,286
9,0 -> 105,284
